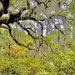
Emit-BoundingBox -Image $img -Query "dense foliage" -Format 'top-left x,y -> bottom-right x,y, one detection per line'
0,0 -> 75,75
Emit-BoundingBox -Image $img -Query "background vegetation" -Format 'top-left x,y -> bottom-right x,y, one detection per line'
0,0 -> 75,75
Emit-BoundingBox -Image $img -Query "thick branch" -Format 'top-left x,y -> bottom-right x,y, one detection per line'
0,0 -> 10,14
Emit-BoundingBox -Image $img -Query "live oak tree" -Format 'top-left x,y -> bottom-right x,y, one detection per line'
0,0 -> 70,50
0,0 -> 75,56
1,0 -> 75,75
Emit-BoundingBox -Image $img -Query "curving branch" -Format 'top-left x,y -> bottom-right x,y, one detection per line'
6,24 -> 35,50
17,22 -> 38,39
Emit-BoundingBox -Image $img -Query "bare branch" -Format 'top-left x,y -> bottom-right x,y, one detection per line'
17,22 -> 38,39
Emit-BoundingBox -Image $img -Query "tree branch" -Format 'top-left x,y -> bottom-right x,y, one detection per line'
6,24 -> 35,50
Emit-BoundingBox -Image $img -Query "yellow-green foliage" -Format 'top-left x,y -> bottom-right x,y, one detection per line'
0,58 -> 10,73
1,28 -> 75,75
11,28 -> 34,46
0,28 -> 14,50
7,44 -> 27,58
69,0 -> 75,13
1,0 -> 75,74
44,34 -> 58,51
10,0 -> 27,8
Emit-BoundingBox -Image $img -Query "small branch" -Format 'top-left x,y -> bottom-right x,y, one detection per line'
44,40 -> 56,53
27,0 -> 30,9
35,0 -> 48,8
26,27 -> 36,33
17,22 -> 38,39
